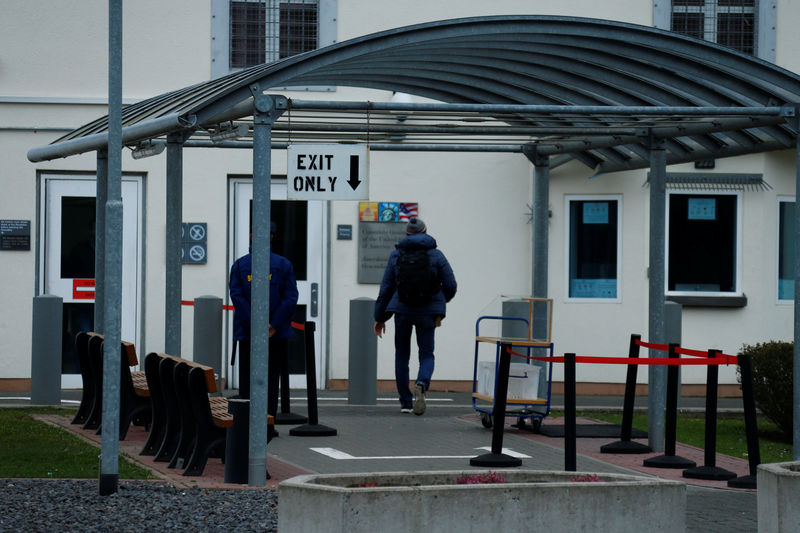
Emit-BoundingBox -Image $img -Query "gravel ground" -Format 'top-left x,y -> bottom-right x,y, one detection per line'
0,480 -> 279,533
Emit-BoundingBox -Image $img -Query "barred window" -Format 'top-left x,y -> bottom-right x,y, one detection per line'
229,0 -> 319,69
671,0 -> 755,55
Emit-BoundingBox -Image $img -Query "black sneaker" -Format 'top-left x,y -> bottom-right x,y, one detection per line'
400,406 -> 413,414
413,383 -> 426,416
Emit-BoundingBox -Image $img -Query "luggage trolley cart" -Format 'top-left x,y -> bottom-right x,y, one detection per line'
471,297 -> 553,433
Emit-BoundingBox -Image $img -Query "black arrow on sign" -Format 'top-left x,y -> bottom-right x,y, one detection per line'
347,155 -> 361,190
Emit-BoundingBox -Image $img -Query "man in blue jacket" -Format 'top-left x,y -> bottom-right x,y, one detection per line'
374,217 -> 457,415
229,222 -> 299,421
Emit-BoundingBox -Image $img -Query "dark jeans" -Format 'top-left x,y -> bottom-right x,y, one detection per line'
237,337 -> 289,417
394,313 -> 436,407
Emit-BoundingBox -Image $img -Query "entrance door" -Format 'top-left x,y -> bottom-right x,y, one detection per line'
229,178 -> 325,389
40,173 -> 143,388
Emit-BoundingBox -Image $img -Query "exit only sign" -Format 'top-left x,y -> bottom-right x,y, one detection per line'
287,144 -> 369,201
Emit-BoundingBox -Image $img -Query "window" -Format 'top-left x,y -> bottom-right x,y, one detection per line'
667,192 -> 740,294
211,0 -> 337,80
778,199 -> 794,301
670,0 -> 756,55
567,197 -> 620,300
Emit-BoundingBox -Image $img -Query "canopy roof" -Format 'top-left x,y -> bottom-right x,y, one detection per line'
30,15 -> 800,171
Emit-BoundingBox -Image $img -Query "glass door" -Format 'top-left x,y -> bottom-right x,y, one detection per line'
41,174 -> 143,388
228,178 -> 325,389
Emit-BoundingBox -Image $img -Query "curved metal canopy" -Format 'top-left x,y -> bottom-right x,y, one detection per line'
31,15 -> 800,170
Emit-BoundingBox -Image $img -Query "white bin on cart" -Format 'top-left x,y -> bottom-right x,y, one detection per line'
477,361 -> 540,401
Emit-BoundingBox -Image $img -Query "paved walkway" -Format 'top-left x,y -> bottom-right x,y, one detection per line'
10,390 -> 758,532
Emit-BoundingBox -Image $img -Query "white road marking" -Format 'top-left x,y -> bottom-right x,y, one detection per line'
310,447 -> 531,460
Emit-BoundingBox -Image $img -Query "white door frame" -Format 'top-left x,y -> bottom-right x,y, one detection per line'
227,177 -> 326,389
39,172 -> 143,388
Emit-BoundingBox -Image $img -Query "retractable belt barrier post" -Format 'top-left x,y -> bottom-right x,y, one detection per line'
683,349 -> 737,481
275,324 -> 308,425
290,321 -> 337,437
471,342 -> 522,467
643,344 -> 696,469
601,334 -> 652,454
564,352 -> 577,472
728,352 -> 760,489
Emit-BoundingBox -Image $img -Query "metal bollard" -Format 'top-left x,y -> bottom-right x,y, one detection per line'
193,295 -> 222,389
31,295 -> 63,405
348,298 -> 377,405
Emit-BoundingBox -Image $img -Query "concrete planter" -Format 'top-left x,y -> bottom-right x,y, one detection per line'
278,470 -> 686,533
758,461 -> 800,532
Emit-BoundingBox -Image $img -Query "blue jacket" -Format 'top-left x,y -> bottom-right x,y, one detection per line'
229,250 -> 299,341
374,233 -> 457,322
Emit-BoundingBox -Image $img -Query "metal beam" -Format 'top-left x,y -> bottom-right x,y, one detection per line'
26,113 -> 197,163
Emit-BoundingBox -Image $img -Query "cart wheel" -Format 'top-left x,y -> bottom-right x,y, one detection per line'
480,413 -> 493,429
531,418 -> 542,433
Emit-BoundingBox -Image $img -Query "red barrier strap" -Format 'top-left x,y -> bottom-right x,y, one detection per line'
674,346 -> 707,358
505,347 -> 734,365
634,339 -> 669,351
181,300 -> 304,331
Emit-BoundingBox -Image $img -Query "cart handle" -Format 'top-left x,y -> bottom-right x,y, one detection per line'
475,315 -> 529,337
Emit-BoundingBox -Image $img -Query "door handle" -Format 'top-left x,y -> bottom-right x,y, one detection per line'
310,282 -> 319,317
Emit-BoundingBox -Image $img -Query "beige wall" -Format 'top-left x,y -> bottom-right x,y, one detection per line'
1,0 -> 798,388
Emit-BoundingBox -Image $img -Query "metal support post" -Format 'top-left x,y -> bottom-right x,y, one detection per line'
94,149 -> 107,332
794,121 -> 800,461
248,89 -> 286,487
99,0 -> 122,497
647,134 -> 667,453
165,133 -> 185,355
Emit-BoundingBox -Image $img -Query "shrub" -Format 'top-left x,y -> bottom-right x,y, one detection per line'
738,341 -> 793,439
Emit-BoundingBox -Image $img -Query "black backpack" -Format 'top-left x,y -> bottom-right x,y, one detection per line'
396,248 -> 439,306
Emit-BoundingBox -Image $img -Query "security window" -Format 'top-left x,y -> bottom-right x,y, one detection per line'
667,193 -> 739,293
212,0 -> 336,79
670,0 -> 756,55
567,197 -> 620,299
778,199 -> 794,301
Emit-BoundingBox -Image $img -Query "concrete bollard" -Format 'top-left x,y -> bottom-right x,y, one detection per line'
31,295 -> 63,405
348,298 -> 377,405
193,295 -> 222,389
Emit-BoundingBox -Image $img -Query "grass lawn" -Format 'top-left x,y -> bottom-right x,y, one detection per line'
0,407 -> 154,479
573,410 -> 794,465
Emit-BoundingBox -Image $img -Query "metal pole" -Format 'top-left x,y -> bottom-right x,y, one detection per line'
794,124 -> 800,461
564,352 -> 577,472
647,136 -> 667,453
165,133 -> 184,355
94,149 -> 107,332
99,0 -> 122,496
248,88 -> 274,487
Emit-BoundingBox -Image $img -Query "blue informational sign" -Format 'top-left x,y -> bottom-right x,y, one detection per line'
688,198 -> 716,220
583,202 -> 609,224
570,278 -> 617,298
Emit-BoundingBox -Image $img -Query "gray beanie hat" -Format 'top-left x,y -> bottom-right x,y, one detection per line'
406,217 -> 426,234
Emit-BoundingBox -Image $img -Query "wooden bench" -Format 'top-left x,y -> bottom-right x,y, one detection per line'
73,332 -> 151,440
141,352 -> 274,476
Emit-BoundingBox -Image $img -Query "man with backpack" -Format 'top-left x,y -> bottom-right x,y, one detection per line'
373,217 -> 457,415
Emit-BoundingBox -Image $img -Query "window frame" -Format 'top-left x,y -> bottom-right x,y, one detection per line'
211,0 -> 337,89
653,0 -> 776,62
777,196 -> 794,304
665,189 -> 743,298
564,194 -> 623,303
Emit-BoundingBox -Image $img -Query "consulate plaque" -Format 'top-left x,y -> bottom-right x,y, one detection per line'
357,221 -> 407,283
0,220 -> 31,251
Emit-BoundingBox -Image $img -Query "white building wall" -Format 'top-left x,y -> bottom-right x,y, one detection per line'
2,0 -> 799,389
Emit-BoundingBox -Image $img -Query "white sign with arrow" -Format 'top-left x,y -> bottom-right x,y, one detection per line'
287,144 -> 369,200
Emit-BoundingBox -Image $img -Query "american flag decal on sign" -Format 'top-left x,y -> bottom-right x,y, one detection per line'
398,203 -> 418,221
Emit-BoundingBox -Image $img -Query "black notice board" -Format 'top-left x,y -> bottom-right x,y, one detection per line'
0,220 -> 31,251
